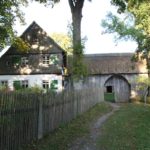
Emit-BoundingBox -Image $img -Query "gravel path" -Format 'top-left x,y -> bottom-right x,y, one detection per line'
68,102 -> 120,150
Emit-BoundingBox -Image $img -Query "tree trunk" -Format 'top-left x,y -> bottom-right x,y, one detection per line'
68,0 -> 84,51
146,56 -> 150,96
68,0 -> 85,80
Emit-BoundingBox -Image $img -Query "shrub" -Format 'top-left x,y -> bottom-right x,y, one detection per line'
146,97 -> 150,104
130,95 -> 141,103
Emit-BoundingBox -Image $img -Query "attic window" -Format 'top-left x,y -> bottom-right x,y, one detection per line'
106,86 -> 113,93
21,57 -> 29,66
42,55 -> 50,65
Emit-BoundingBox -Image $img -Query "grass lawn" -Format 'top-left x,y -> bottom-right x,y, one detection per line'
23,102 -> 112,150
97,103 -> 150,150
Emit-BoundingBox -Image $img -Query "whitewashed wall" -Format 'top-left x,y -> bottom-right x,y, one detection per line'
0,74 -> 63,91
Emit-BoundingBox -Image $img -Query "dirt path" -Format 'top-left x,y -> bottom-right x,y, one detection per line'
68,102 -> 120,150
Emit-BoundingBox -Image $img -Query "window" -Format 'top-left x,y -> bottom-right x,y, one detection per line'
21,80 -> 28,88
42,55 -> 50,65
13,80 -> 28,90
0,80 -> 8,87
42,80 -> 49,89
106,86 -> 113,93
21,57 -> 29,66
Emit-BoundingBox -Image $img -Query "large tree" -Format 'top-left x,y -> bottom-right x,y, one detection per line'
105,0 -> 150,71
35,0 -> 91,78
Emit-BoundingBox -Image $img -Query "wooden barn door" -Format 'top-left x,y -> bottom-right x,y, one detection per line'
104,76 -> 130,102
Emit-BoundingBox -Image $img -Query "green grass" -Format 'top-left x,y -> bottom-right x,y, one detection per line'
97,103 -> 150,150
23,102 -> 112,150
104,92 -> 115,102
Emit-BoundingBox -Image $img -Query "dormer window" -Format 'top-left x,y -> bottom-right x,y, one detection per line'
21,57 -> 29,66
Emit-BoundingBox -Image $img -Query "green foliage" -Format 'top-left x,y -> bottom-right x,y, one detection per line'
13,81 -> 22,90
50,54 -> 59,65
0,85 -> 9,92
104,92 -> 115,102
101,12 -> 145,44
102,0 -> 150,73
12,56 -> 21,65
50,80 -> 58,90
135,76 -> 150,90
13,37 -> 30,53
71,37 -> 88,80
51,32 -> 73,55
0,0 -> 28,50
24,85 -> 44,93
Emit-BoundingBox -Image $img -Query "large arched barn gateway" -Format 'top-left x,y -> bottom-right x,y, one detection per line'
104,75 -> 131,102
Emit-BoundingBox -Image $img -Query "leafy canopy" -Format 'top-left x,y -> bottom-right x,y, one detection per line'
102,0 -> 150,71
0,0 -> 28,50
51,33 -> 73,55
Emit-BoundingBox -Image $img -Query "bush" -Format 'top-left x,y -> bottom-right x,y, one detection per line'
146,97 -> 150,104
130,95 -> 141,103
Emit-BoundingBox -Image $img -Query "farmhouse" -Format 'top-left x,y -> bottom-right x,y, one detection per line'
0,21 -> 67,91
74,53 -> 148,102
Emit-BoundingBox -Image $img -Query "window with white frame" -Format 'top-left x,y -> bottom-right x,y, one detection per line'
0,80 -> 8,87
42,55 -> 50,65
21,57 -> 29,66
21,80 -> 28,88
42,80 -> 49,89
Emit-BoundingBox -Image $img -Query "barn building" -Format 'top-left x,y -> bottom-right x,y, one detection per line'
74,53 -> 148,102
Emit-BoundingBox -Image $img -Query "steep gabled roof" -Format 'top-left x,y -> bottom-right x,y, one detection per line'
84,53 -> 147,74
1,21 -> 66,56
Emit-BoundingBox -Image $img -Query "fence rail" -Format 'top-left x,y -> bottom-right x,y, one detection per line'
0,88 -> 101,150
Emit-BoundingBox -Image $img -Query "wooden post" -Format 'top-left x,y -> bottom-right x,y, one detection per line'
38,95 -> 43,140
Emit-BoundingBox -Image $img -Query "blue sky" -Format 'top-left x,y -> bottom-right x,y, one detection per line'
14,0 -> 137,54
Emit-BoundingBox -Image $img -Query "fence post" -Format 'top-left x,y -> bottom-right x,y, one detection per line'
38,95 -> 43,140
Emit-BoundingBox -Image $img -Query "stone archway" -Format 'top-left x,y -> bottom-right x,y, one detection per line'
104,75 -> 131,102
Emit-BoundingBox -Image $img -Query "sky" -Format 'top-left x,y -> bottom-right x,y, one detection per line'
14,0 -> 137,54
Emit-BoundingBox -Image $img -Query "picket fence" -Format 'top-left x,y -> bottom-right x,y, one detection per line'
0,88 -> 101,150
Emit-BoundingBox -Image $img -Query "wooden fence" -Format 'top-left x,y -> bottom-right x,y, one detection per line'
0,88 -> 101,150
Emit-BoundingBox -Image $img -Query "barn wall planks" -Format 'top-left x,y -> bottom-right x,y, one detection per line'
74,74 -> 148,102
